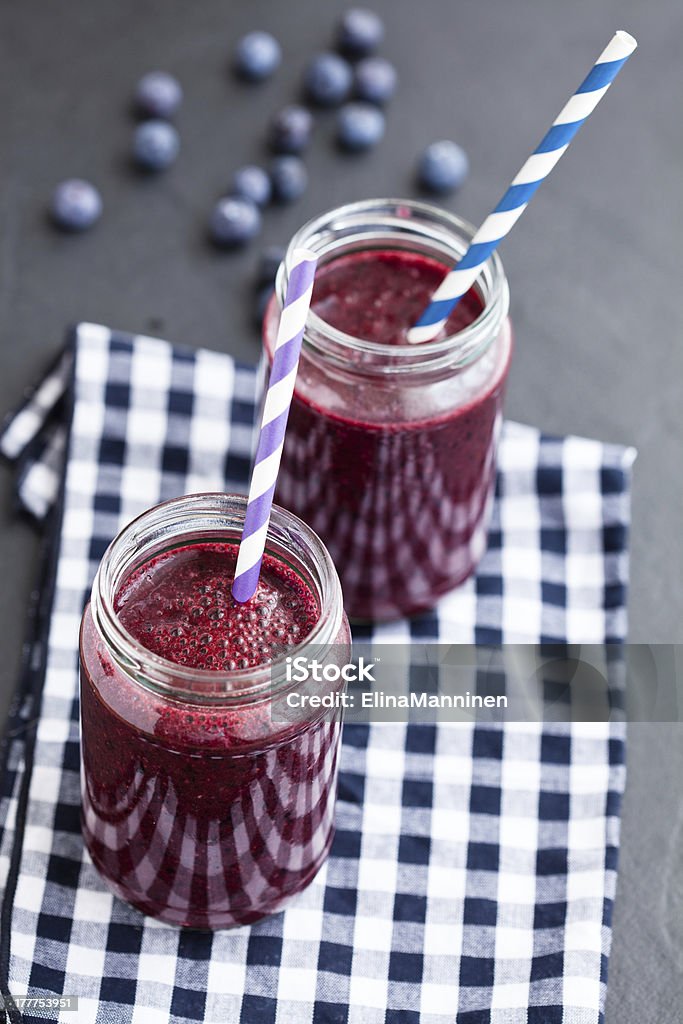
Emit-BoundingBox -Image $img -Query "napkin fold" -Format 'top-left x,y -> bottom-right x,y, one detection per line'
0,323 -> 635,1024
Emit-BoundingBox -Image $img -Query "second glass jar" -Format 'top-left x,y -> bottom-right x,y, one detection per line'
263,199 -> 513,621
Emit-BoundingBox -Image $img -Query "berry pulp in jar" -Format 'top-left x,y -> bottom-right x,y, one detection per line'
80,541 -> 347,928
271,250 -> 512,620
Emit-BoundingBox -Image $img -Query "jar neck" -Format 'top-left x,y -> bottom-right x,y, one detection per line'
277,198 -> 510,380
89,493 -> 345,704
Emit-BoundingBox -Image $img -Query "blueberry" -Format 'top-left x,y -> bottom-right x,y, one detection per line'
234,31 -> 281,82
254,285 -> 275,328
304,53 -> 352,107
209,197 -> 261,247
336,8 -> 384,57
269,105 -> 313,154
257,245 -> 286,286
50,179 -> 102,231
270,157 -> 308,203
418,140 -> 470,194
232,165 -> 272,207
134,71 -> 183,119
133,120 -> 180,171
336,103 -> 385,152
354,57 -> 397,104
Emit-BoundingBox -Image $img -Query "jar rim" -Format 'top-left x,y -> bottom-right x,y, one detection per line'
89,493 -> 345,703
279,197 -> 509,372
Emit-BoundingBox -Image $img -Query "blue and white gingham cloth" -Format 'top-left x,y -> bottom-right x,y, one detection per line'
0,323 -> 635,1024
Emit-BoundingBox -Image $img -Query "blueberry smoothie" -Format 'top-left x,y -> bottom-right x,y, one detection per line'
310,249 -> 483,347
267,245 -> 512,620
80,523 -> 349,929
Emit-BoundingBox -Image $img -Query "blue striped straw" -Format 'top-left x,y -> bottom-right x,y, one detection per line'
408,30 -> 637,344
232,248 -> 318,603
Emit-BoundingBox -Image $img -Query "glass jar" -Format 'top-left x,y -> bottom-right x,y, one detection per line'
263,198 -> 512,621
79,493 -> 350,929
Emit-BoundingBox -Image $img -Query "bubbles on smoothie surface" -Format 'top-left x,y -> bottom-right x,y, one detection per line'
310,249 -> 483,345
114,542 -> 319,670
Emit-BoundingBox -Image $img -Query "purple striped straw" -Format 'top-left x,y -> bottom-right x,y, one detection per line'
407,30 -> 637,344
232,248 -> 318,603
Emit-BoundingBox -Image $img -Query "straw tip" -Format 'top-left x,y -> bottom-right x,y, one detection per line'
614,29 -> 638,54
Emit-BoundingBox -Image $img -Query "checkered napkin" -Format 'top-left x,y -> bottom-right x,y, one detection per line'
0,323 -> 635,1024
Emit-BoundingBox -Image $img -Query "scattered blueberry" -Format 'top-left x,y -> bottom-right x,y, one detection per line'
50,179 -> 102,231
134,71 -> 183,119
209,196 -> 261,247
234,31 -> 282,82
417,140 -> 469,194
336,102 -> 385,152
232,165 -> 272,207
354,57 -> 397,104
336,8 -> 384,57
269,105 -> 313,155
304,53 -> 353,107
133,120 -> 180,171
257,245 -> 286,287
254,284 -> 275,328
270,156 -> 308,203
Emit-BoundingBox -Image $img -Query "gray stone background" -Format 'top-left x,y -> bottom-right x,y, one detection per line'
1,1 -> 682,1018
